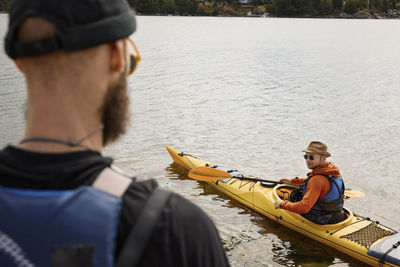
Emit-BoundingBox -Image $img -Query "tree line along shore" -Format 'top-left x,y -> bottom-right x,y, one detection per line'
127,0 -> 400,18
0,0 -> 399,19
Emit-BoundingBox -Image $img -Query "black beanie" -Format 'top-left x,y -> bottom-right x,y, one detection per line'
4,0 -> 137,59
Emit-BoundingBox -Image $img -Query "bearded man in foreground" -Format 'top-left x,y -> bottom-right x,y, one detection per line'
0,0 -> 229,266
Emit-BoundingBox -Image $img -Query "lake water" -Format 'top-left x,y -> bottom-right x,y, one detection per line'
1,14 -> 399,266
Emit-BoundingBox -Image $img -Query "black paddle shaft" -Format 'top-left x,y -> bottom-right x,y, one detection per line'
233,175 -> 283,184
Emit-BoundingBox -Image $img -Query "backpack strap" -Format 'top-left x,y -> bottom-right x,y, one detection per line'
115,188 -> 172,267
92,165 -> 134,197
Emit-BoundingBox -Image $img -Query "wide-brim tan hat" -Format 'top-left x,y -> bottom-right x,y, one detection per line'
302,141 -> 331,157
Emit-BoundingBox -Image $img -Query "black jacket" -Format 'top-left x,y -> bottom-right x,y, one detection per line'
0,146 -> 230,267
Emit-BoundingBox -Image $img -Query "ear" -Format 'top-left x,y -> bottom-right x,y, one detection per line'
109,39 -> 126,75
14,59 -> 24,73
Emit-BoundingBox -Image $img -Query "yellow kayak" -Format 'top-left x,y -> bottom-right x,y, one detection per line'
166,145 -> 399,267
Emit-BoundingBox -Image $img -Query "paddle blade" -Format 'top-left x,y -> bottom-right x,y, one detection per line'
344,189 -> 365,198
188,166 -> 233,182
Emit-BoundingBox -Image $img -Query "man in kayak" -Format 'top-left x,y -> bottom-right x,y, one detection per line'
0,0 -> 229,266
274,141 -> 345,225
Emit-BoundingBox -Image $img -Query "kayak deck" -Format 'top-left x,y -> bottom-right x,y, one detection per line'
166,145 -> 399,267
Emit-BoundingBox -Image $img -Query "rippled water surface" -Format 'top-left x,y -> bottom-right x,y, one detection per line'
1,14 -> 399,266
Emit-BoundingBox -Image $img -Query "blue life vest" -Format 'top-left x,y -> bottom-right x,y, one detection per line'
290,174 -> 345,225
0,168 -> 131,267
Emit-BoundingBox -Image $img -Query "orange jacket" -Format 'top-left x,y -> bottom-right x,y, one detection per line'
280,162 -> 341,214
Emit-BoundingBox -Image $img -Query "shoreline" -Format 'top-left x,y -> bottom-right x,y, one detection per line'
137,12 -> 398,19
0,10 -> 398,19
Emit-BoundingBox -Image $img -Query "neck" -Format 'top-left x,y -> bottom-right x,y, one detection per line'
319,161 -> 327,167
19,80 -> 106,153
16,45 -> 112,153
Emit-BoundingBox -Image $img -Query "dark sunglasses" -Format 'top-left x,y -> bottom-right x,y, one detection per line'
303,155 -> 315,160
127,38 -> 141,76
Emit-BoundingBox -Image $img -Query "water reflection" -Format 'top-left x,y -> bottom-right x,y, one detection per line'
165,163 -> 188,180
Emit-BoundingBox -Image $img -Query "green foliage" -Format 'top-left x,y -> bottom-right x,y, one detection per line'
344,0 -> 358,13
276,0 -> 295,16
3,0 -> 392,17
332,0 -> 343,10
373,0 -> 384,10
224,0 -> 236,4
198,5 -> 207,15
381,0 -> 390,11
175,0 -> 196,14
357,0 -> 368,9
0,0 -> 11,11
319,0 -> 333,14
212,7 -> 220,16
265,2 -> 278,13
131,0 -> 195,14
273,0 -> 336,16
125,0 -> 397,17
294,0 -> 313,15
161,0 -> 176,14
1,0 -> 397,17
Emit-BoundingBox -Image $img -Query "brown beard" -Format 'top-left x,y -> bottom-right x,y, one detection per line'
101,70 -> 130,146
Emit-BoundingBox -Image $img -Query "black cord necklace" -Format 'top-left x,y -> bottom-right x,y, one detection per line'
19,125 -> 104,151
